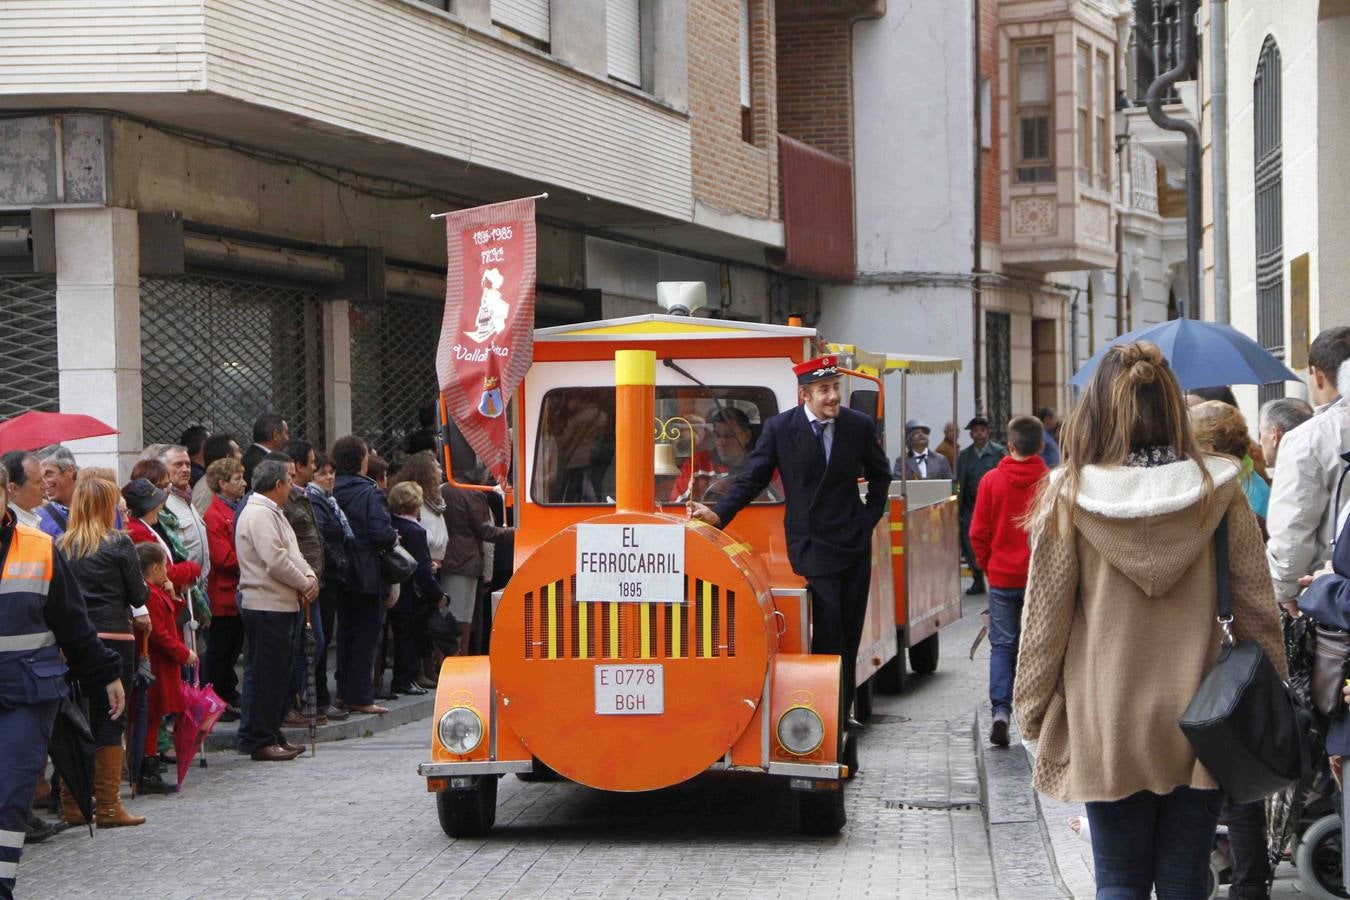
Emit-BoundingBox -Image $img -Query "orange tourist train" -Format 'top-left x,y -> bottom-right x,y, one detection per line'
418,292 -> 962,838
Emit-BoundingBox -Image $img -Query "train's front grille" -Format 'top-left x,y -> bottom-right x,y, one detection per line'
523,575 -> 736,660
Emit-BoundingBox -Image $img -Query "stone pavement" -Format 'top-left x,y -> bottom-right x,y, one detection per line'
19,594 -> 1047,899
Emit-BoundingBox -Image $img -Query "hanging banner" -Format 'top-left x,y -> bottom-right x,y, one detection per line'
434,197 -> 537,484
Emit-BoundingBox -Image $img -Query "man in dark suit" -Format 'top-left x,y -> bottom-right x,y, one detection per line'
242,412 -> 290,486
895,419 -> 954,481
688,355 -> 892,727
956,416 -> 1006,595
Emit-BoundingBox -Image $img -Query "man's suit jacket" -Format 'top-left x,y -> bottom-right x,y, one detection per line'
712,405 -> 892,577
957,442 -> 1006,521
241,442 -> 269,487
896,452 -> 953,482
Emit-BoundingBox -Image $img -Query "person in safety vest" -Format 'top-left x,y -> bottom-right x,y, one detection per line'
0,463 -> 122,900
688,355 -> 892,728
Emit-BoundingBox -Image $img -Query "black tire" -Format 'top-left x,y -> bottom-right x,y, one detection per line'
842,731 -> 859,780
436,775 -> 498,838
908,633 -> 940,675
853,676 -> 874,722
795,785 -> 847,836
875,633 -> 907,694
515,757 -> 562,782
1295,813 -> 1350,899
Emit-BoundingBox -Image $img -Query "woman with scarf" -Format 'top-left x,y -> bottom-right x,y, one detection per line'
307,452 -> 353,720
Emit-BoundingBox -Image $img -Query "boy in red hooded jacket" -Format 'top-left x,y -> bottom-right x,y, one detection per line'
968,415 -> 1048,747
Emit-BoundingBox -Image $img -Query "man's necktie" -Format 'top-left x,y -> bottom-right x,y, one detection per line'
813,419 -> 830,463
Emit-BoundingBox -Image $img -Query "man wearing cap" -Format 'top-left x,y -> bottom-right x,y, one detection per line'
957,417 -> 1006,595
688,355 -> 892,728
895,420 -> 953,481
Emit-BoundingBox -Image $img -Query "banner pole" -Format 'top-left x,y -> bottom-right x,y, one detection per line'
429,192 -> 548,219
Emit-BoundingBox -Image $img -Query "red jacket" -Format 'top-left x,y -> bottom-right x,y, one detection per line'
145,583 -> 190,716
203,495 -> 240,617
126,517 -> 202,590
968,454 -> 1048,589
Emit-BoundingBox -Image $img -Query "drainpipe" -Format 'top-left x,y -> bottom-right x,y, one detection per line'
972,0 -> 984,416
1145,0 -> 1202,318
1210,0 -> 1230,322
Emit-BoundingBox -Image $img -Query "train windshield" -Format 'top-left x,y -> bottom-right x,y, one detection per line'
532,385 -> 784,506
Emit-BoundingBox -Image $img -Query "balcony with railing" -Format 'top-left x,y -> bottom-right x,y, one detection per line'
1121,0 -> 1198,174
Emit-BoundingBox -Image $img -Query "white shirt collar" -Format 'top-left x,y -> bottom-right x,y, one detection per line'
803,406 -> 832,427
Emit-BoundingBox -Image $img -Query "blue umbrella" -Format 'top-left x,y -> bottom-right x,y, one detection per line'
1070,319 -> 1301,390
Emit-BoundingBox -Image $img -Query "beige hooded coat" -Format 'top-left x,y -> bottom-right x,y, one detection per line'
1013,455 -> 1286,803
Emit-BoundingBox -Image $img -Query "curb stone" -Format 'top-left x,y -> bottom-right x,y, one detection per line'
975,708 -> 1072,898
203,691 -> 435,752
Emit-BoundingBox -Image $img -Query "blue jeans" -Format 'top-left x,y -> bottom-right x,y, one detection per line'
987,587 -> 1024,714
1085,787 -> 1222,899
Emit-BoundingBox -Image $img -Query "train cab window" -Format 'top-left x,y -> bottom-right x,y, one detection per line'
532,386 -> 784,506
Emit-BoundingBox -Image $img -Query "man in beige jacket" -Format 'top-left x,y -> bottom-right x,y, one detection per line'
1266,327 -> 1350,612
235,459 -> 317,762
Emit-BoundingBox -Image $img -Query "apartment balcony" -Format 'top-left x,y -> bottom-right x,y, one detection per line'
0,0 -> 713,245
997,0 -> 1119,270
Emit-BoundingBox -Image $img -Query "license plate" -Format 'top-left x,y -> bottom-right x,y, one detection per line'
594,664 -> 664,715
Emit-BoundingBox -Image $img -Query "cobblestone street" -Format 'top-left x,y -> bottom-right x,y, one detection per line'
20,598 -> 1013,899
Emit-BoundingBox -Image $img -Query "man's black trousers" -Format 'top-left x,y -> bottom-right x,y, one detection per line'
806,557 -> 872,720
237,608 -> 297,754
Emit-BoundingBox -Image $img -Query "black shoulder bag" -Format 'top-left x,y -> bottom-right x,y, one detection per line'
1178,519 -> 1308,804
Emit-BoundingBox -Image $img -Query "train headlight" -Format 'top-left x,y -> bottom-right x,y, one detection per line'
776,706 -> 825,756
438,707 -> 484,755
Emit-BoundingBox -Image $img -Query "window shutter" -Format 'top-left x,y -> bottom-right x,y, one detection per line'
606,0 -> 641,86
492,0 -> 549,43
739,1 -> 751,108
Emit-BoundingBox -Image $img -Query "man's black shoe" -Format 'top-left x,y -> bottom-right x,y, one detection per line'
394,682 -> 428,696
137,757 -> 177,794
25,813 -> 56,844
373,687 -> 398,701
990,716 -> 1010,747
219,705 -> 241,723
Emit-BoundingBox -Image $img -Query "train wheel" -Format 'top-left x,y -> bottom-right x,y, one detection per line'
1295,813 -> 1350,899
854,677 -> 874,722
876,631 -> 907,694
908,633 -> 940,675
436,775 -> 498,838
796,785 -> 847,836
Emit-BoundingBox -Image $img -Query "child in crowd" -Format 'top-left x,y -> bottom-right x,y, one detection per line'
138,542 -> 196,793
968,415 -> 1048,747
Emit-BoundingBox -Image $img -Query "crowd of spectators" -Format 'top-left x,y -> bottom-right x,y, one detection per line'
20,410 -> 511,838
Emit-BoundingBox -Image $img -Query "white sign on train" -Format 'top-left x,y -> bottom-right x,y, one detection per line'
575,524 -> 685,603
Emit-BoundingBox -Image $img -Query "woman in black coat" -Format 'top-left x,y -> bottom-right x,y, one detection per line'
330,437 -> 397,714
386,482 -> 445,695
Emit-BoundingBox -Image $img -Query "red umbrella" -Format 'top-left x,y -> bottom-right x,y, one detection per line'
175,666 -> 226,788
0,411 -> 116,453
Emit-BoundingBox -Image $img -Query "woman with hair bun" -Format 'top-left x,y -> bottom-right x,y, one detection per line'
1014,341 -> 1285,898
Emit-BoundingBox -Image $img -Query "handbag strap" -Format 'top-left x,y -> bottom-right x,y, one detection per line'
1215,517 -> 1234,645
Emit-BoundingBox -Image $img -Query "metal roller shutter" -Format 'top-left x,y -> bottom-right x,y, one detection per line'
492,0 -> 549,42
606,0 -> 641,87
0,276 -> 58,418
349,295 -> 442,462
140,275 -> 324,446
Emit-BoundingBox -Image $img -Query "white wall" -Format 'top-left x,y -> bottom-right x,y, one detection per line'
1226,0 -> 1320,359
818,0 -> 977,461
850,0 -> 975,276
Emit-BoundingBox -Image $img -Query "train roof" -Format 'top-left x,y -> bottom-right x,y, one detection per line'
534,314 -> 815,342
